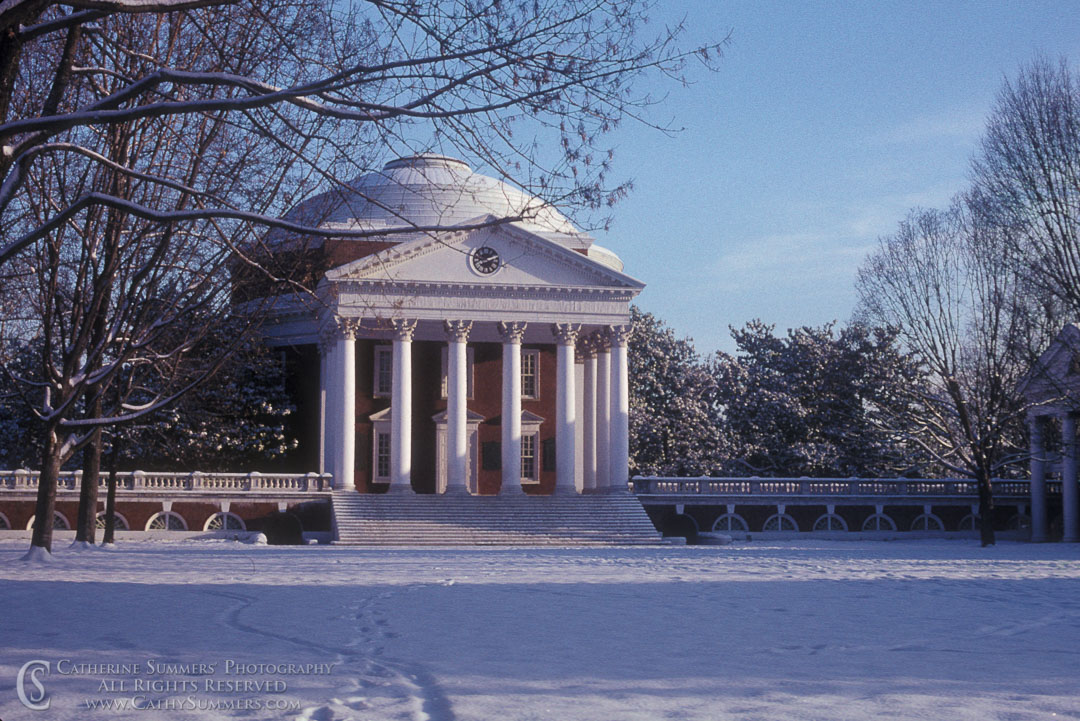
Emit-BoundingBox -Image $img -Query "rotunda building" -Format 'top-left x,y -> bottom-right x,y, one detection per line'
262,154 -> 644,499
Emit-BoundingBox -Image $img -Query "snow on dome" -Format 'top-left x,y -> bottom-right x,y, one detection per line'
275,153 -> 588,245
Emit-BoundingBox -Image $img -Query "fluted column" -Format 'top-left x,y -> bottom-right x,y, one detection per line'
553,323 -> 581,493
390,318 -> 416,493
1063,413 -> 1079,542
608,324 -> 631,493
1030,412 -> 1048,542
581,340 -> 597,492
595,338 -> 611,490
499,322 -> 527,494
445,320 -> 472,494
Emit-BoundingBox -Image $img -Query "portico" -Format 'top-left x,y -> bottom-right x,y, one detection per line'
1019,323 -> 1080,542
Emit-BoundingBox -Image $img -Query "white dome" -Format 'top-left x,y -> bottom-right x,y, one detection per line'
278,154 -> 587,243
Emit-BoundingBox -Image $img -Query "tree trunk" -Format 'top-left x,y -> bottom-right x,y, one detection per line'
103,434 -> 120,545
977,467 -> 996,547
30,425 -> 61,552
76,425 -> 101,544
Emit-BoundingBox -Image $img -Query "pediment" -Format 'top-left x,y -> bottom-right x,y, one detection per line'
325,216 -> 643,292
1019,323 -> 1080,407
431,409 -> 485,424
521,410 -> 545,424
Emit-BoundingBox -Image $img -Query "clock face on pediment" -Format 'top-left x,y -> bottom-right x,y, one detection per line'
470,246 -> 501,275
326,226 -> 645,293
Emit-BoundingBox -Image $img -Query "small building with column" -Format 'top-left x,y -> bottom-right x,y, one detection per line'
1020,323 -> 1080,542
259,155 -> 657,542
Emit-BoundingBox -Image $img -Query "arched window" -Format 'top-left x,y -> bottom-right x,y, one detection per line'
910,513 -> 944,531
812,514 -> 848,532
1006,513 -> 1031,530
958,514 -> 979,531
762,513 -> 798,532
26,511 -> 69,530
96,512 -> 129,531
0,511 -> 9,530
145,511 -> 188,531
203,512 -> 246,531
861,514 -> 896,532
712,513 -> 748,532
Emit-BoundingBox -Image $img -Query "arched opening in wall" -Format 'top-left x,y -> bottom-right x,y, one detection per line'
26,511 -> 69,530
812,514 -> 848,532
145,511 -> 188,531
663,513 -> 698,543
910,513 -> 944,532
0,511 -> 9,530
712,513 -> 748,533
96,512 -> 129,531
261,511 -> 304,545
762,513 -> 798,532
1006,513 -> 1031,531
958,514 -> 979,532
861,514 -> 896,532
204,512 -> 246,532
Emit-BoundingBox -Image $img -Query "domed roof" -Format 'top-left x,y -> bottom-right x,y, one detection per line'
278,154 -> 588,244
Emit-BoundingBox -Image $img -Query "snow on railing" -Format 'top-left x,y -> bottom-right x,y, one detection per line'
0,469 -> 334,493
632,476 -> 1055,498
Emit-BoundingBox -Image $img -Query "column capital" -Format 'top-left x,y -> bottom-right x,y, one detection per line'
577,337 -> 597,360
444,319 -> 473,342
552,322 -> 582,346
391,318 -> 417,341
606,324 -> 632,347
498,321 -> 527,343
319,317 -> 360,350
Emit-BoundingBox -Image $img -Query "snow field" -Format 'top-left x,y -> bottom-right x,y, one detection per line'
1,538 -> 1079,721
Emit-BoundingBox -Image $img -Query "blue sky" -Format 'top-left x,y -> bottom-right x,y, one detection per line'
588,1 -> 1080,355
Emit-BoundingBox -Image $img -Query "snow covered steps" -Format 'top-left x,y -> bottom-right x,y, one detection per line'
330,490 -> 662,545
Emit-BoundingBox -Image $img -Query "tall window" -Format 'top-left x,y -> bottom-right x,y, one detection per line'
375,431 -> 391,480
521,433 -> 537,481
374,346 -> 393,397
521,349 -> 539,399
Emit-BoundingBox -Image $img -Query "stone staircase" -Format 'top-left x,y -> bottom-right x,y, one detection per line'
330,490 -> 661,545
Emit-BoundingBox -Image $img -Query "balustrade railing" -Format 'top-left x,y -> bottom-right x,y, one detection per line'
632,476 -> 1054,498
0,470 -> 334,493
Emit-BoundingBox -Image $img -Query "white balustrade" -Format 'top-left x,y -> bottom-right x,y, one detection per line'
0,469 -> 333,495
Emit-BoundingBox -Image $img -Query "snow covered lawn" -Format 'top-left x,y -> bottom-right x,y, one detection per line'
2,538 -> 1079,721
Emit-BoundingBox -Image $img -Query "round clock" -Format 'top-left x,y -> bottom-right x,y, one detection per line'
471,246 -> 500,275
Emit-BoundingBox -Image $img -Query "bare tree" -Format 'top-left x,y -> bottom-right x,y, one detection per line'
970,57 -> 1080,323
0,2 -> 724,554
856,203 -> 1030,546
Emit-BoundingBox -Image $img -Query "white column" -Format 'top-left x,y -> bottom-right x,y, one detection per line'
608,324 -> 631,493
390,318 -> 416,493
595,341 -> 611,490
553,323 -> 581,493
331,320 -> 357,491
1030,412 -> 1048,542
499,322 -> 526,494
318,343 -> 329,475
575,358 -> 584,490
1063,414 -> 1079,542
582,341 -> 597,492
445,320 -> 472,494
